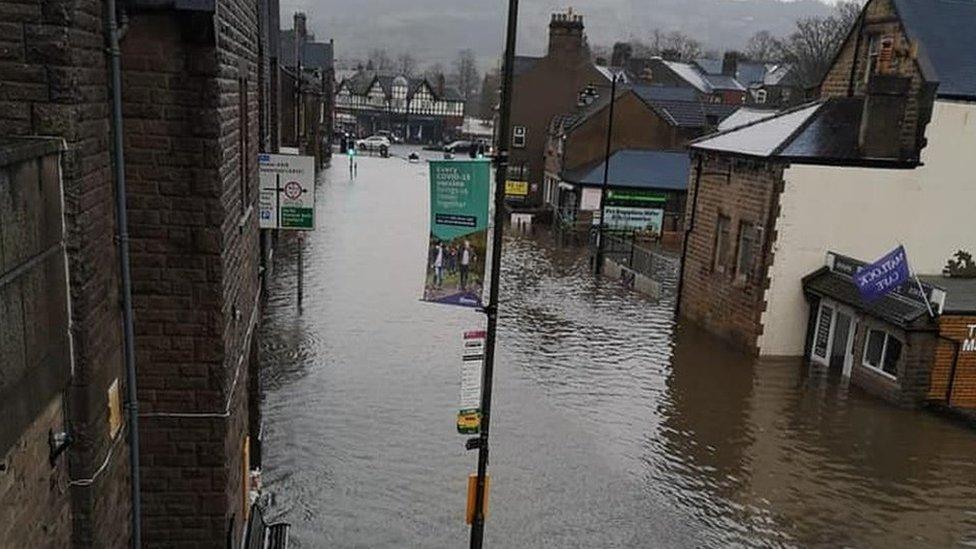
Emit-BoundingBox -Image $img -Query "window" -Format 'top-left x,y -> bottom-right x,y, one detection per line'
239,77 -> 249,212
755,89 -> 767,104
862,329 -> 903,378
735,221 -> 761,282
713,214 -> 732,273
512,125 -> 526,148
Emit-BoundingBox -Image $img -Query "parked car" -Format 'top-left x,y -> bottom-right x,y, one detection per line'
443,140 -> 473,154
356,135 -> 391,152
376,130 -> 403,144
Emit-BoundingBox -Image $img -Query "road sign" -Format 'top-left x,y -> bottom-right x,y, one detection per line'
259,153 -> 315,230
458,330 -> 485,434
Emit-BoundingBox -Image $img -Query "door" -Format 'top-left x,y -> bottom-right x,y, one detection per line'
829,311 -> 853,375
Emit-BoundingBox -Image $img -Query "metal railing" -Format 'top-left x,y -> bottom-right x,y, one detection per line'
600,234 -> 681,294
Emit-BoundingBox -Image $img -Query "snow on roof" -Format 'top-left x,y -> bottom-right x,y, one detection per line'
691,103 -> 821,157
662,60 -> 712,94
717,107 -> 779,132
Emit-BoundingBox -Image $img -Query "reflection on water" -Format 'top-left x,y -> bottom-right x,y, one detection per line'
259,152 -> 976,548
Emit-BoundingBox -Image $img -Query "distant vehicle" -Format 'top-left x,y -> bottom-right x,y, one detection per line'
376,130 -> 404,144
443,140 -> 473,154
356,135 -> 391,152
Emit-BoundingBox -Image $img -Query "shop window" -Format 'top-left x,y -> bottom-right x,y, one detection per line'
512,125 -> 526,148
714,214 -> 732,273
736,221 -> 761,282
863,329 -> 903,378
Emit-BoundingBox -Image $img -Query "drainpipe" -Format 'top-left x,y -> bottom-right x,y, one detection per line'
675,155 -> 703,315
105,0 -> 142,546
937,334 -> 961,406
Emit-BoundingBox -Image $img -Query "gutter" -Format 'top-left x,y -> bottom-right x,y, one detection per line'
937,334 -> 962,406
104,1 -> 142,546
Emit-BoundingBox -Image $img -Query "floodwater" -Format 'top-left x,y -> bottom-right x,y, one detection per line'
259,149 -> 976,548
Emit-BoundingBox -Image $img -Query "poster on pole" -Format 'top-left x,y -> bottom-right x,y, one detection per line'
423,160 -> 490,307
457,330 -> 485,434
259,153 -> 315,230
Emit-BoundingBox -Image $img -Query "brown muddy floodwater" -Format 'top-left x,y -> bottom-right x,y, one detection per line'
258,149 -> 976,548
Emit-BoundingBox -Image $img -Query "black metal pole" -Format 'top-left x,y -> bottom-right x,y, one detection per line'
594,74 -> 618,275
470,0 -> 518,547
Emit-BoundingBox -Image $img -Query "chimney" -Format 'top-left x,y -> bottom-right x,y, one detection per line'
548,9 -> 586,60
294,12 -> 307,66
722,51 -> 738,77
611,42 -> 632,68
859,74 -> 911,158
436,74 -> 445,96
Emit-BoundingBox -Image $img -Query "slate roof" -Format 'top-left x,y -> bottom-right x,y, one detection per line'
892,0 -> 976,99
736,61 -> 769,86
301,41 -> 333,71
918,275 -> 976,314
763,64 -> 794,86
513,56 -> 541,76
631,85 -> 698,103
803,267 -> 932,328
561,149 -> 690,191
702,73 -> 745,92
691,98 -> 919,166
661,60 -> 713,94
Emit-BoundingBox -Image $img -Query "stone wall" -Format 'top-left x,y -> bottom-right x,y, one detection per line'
119,3 -> 260,544
0,0 -> 132,544
819,0 -> 929,156
679,153 -> 784,353
848,318 -> 936,408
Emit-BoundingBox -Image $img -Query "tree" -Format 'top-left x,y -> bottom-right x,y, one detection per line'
367,48 -> 393,72
776,1 -> 864,87
659,30 -> 702,61
423,62 -> 446,85
453,49 -> 480,115
746,30 -> 780,62
396,53 -> 418,77
477,68 -> 500,121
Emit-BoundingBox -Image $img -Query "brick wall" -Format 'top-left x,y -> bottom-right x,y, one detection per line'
819,0 -> 928,155
0,0 -> 132,544
678,153 -> 785,353
848,318 -> 935,408
120,2 -> 260,544
563,92 -> 685,171
928,315 -> 976,408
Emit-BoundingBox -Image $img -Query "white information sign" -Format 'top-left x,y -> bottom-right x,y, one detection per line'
259,153 -> 315,230
604,206 -> 664,233
460,331 -> 485,411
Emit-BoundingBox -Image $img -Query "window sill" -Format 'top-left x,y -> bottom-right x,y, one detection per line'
860,362 -> 898,382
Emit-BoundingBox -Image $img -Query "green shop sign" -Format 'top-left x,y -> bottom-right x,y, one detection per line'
605,189 -> 667,207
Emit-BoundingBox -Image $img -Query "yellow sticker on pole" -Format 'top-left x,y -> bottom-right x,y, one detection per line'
465,474 -> 490,525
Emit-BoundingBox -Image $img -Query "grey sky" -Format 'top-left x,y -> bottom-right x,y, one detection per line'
281,0 -> 834,67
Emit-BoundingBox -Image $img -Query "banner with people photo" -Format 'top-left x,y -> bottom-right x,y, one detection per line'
423,160 -> 490,308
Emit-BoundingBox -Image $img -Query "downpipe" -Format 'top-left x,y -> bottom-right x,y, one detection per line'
104,0 -> 142,546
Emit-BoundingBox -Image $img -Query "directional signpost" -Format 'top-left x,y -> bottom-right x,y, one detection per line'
259,153 -> 315,308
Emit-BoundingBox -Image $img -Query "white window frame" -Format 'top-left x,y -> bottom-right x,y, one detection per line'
512,125 -> 526,148
861,328 -> 901,381
810,299 -> 857,376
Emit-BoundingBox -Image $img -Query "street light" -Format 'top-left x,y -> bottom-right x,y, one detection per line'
592,73 -> 621,275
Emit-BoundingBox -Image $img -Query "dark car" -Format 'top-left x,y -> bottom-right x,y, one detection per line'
443,140 -> 473,154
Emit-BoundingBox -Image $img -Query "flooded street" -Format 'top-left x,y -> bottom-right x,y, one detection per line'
259,149 -> 976,548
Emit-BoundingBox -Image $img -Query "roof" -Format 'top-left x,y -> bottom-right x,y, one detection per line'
763,64 -> 794,87
736,61 -> 769,87
513,56 -> 541,76
702,73 -> 745,92
803,267 -> 932,328
716,107 -> 778,132
632,85 -> 735,128
302,42 -> 333,71
595,65 -> 630,84
892,0 -> 976,99
691,102 -> 821,157
561,149 -> 690,191
692,58 -> 722,75
690,97 -> 919,167
631,85 -> 698,102
918,275 -> 976,314
661,60 -> 713,94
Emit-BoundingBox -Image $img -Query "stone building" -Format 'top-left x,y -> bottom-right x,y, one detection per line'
1,0 -> 274,542
676,0 -> 976,407
508,9 -> 610,209
280,11 -> 334,164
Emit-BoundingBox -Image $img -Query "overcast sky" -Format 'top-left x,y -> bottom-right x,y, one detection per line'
281,0 -> 835,68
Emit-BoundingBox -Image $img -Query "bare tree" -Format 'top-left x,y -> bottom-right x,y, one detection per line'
367,48 -> 393,72
776,1 -> 864,87
453,49 -> 480,104
659,31 -> 702,61
478,68 -> 500,121
746,30 -> 780,62
396,53 -> 418,77
424,62 -> 446,83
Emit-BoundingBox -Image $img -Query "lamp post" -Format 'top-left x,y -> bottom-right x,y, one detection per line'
594,73 -> 620,275
468,1 -> 519,548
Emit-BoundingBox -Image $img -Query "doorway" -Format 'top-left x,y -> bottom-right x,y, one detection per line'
810,300 -> 857,377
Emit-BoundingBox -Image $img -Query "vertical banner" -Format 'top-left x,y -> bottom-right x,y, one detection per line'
458,330 -> 486,434
423,160 -> 490,307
